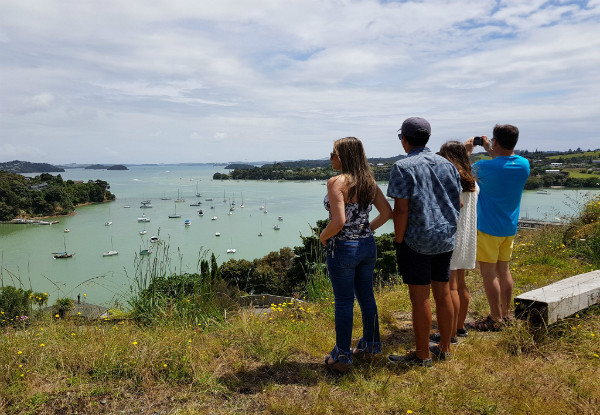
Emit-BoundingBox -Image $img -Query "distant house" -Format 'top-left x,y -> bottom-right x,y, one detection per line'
30,183 -> 48,190
592,160 -> 600,164
545,169 -> 561,174
550,162 -> 563,167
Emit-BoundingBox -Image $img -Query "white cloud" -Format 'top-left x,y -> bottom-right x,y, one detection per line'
0,0 -> 599,164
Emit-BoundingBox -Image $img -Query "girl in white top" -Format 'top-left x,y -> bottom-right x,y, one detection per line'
433,141 -> 479,341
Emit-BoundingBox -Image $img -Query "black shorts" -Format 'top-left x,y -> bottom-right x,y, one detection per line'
395,241 -> 452,285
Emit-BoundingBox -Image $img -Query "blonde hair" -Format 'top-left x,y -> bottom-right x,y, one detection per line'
333,137 -> 377,209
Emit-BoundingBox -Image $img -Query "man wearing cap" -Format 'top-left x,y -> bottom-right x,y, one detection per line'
387,117 -> 462,366
464,125 -> 530,331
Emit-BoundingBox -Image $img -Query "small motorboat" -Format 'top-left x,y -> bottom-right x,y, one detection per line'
105,221 -> 112,226
102,250 -> 118,257
273,224 -> 280,230
184,219 -> 191,226
64,229 -> 70,233
211,216 -> 218,221
150,236 -> 159,243
215,232 -> 221,236
226,248 -> 236,254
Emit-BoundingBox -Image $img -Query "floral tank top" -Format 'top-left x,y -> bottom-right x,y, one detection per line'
324,195 -> 373,240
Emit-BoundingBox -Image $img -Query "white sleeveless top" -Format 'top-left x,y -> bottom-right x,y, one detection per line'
450,183 -> 479,270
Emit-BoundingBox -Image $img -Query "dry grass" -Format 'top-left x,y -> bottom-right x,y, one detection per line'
2,224 -> 600,414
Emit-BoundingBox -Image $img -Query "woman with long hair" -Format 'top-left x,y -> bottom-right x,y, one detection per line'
430,140 -> 479,344
319,137 -> 392,373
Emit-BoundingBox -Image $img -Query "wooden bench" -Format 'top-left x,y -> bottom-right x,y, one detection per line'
514,270 -> 600,325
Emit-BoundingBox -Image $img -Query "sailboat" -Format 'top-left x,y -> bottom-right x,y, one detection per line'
223,190 -> 227,203
102,236 -> 118,257
195,182 -> 202,197
53,238 -> 74,259
175,189 -> 185,203
240,193 -> 245,208
168,203 -> 181,218
160,192 -> 171,200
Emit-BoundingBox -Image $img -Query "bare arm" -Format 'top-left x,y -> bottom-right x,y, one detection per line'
392,198 -> 409,243
319,176 -> 346,246
369,186 -> 392,232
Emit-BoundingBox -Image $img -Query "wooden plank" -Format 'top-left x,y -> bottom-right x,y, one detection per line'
515,270 -> 600,325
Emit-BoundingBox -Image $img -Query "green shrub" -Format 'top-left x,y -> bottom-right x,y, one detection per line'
0,286 -> 32,326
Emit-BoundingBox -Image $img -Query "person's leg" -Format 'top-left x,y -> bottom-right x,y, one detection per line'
353,237 -> 380,352
448,270 -> 460,337
408,284 -> 432,360
456,269 -> 470,330
496,235 -> 516,320
496,260 -> 513,319
326,242 -> 359,363
479,261 -> 502,322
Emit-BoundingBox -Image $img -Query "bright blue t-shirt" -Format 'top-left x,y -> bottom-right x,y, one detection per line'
472,155 -> 530,237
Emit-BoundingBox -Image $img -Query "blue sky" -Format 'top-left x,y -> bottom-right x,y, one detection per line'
1,0 -> 599,164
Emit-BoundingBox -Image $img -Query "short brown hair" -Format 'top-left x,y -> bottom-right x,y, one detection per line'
493,124 -> 519,150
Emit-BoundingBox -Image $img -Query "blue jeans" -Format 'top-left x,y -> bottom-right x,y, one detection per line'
326,236 -> 381,364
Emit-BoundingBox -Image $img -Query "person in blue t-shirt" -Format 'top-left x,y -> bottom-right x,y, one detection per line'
464,124 -> 530,331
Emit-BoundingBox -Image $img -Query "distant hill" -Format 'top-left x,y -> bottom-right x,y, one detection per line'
0,160 -> 65,173
85,164 -> 128,170
225,163 -> 254,170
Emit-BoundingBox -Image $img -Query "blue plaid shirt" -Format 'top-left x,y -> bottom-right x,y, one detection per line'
387,147 -> 462,255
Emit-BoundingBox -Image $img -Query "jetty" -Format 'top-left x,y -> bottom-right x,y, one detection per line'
518,218 -> 565,230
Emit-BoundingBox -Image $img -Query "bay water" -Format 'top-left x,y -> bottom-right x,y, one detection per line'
0,164 -> 597,306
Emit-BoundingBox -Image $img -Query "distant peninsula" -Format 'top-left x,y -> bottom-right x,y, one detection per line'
0,160 -> 65,173
213,149 -> 600,189
85,164 -> 128,170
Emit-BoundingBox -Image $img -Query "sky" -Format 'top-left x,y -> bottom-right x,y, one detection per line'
1,0 -> 599,165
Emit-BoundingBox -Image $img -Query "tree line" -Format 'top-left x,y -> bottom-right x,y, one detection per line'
0,171 -> 115,221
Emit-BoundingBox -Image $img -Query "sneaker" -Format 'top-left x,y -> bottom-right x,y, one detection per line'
429,344 -> 451,361
456,328 -> 468,337
388,351 -> 433,367
429,332 -> 459,345
466,315 -> 502,332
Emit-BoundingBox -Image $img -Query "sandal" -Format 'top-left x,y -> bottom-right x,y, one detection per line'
325,355 -> 351,374
466,315 -> 502,332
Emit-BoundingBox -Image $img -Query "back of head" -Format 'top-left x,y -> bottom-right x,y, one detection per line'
334,137 -> 376,208
439,140 -> 476,192
493,124 -> 519,150
400,117 -> 431,147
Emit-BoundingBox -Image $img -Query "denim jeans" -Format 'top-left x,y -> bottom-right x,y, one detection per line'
327,236 -> 381,364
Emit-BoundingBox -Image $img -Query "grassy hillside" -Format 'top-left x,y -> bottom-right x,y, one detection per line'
2,197 -> 600,415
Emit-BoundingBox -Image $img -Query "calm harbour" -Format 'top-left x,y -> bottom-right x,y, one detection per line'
1,164 -> 598,306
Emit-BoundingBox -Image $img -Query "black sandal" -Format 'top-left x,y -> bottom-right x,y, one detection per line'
467,315 -> 502,332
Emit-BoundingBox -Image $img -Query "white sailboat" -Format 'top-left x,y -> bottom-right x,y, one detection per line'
240,193 -> 245,208
175,189 -> 186,203
168,203 -> 181,218
102,236 -> 118,257
195,182 -> 202,197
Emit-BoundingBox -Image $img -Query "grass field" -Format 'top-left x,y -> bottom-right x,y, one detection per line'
547,151 -> 600,160
2,198 -> 600,415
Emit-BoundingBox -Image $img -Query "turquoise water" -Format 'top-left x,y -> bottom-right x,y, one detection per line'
0,165 -> 598,305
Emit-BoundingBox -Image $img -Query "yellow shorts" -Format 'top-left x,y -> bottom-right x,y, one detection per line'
476,230 -> 516,263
